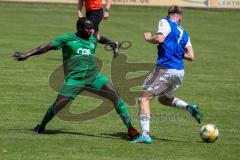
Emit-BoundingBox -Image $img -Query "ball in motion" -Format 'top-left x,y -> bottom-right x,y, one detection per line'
200,124 -> 219,143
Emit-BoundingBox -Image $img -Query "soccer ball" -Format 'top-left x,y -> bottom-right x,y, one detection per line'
200,124 -> 219,143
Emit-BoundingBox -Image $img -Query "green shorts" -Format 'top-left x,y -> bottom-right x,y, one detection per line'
58,73 -> 109,100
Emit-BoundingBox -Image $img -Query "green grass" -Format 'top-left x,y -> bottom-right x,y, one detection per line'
0,2 -> 240,160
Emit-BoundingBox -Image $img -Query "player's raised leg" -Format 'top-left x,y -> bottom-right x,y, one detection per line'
158,95 -> 203,124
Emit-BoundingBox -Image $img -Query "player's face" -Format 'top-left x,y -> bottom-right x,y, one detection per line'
79,26 -> 94,39
84,26 -> 94,37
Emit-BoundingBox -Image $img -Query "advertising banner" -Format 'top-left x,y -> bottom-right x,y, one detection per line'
1,0 -> 240,8
209,0 -> 240,8
110,0 -> 209,7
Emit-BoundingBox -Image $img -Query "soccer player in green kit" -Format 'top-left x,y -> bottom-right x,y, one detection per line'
13,18 -> 139,140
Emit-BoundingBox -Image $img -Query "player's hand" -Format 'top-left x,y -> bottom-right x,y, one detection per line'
103,11 -> 110,20
13,52 -> 28,61
144,32 -> 153,41
78,11 -> 84,18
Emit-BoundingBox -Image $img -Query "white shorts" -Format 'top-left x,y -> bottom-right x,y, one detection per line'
143,66 -> 184,98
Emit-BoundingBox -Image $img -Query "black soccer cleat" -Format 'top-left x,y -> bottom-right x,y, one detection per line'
33,124 -> 45,134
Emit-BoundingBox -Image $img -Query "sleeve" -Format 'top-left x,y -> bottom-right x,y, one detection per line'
185,37 -> 192,47
49,34 -> 72,50
157,19 -> 171,37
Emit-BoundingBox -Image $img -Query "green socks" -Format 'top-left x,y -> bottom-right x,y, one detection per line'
40,104 -> 55,127
115,98 -> 133,129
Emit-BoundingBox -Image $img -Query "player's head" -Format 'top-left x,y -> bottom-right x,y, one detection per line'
76,17 -> 94,39
167,5 -> 183,24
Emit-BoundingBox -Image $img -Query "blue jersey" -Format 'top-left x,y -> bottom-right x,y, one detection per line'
156,18 -> 189,70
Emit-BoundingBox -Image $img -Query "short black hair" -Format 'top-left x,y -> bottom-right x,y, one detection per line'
76,17 -> 93,31
168,5 -> 183,15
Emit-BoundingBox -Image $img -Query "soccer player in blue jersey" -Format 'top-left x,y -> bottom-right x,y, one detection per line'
131,5 -> 203,144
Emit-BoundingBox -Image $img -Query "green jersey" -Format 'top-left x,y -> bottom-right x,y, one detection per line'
50,33 -> 99,80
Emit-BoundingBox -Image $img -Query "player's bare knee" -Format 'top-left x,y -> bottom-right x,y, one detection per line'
139,96 -> 151,104
105,83 -> 119,96
108,89 -> 119,102
55,95 -> 71,105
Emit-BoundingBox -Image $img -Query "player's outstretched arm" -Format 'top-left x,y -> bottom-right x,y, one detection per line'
144,32 -> 165,44
184,46 -> 195,61
13,43 -> 55,61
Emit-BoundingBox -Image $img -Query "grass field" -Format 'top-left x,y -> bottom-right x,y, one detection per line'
0,2 -> 240,160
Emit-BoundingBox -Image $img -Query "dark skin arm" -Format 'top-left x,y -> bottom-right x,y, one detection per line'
13,43 -> 55,61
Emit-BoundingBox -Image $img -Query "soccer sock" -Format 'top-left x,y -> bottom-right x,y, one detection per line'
172,97 -> 188,109
115,98 -> 133,129
139,114 -> 150,136
39,104 -> 55,127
